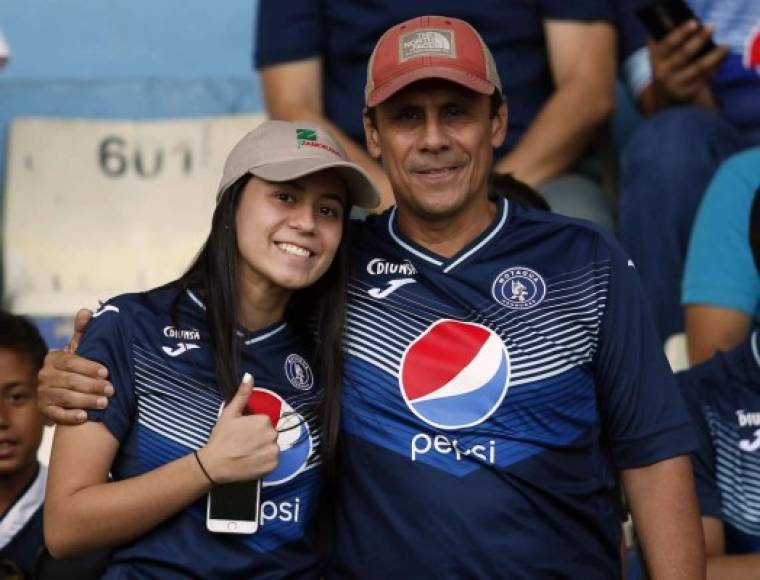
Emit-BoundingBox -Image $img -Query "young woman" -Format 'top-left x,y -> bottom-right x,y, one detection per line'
43,120 -> 379,578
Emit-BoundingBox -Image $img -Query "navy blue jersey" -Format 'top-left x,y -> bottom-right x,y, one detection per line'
677,331 -> 760,554
77,286 -> 322,579
0,464 -> 45,578
330,198 -> 695,579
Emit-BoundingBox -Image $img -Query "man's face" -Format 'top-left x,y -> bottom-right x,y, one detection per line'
0,348 -> 45,478
364,79 -> 507,224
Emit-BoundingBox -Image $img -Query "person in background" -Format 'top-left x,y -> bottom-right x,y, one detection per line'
682,148 -> 760,366
676,329 -> 760,578
256,3 -> 617,229
0,310 -> 49,578
615,0 -> 760,345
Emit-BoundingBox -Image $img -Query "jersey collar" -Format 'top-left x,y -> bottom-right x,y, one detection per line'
387,196 -> 510,273
185,289 -> 288,346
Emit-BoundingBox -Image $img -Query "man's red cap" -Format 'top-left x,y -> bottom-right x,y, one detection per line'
365,15 -> 502,108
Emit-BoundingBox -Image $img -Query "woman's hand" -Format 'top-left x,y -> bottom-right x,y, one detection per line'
197,374 -> 280,484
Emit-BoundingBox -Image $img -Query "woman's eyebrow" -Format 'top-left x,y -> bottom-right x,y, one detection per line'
263,178 -> 304,191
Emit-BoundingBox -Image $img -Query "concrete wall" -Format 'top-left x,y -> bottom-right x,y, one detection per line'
0,0 -> 265,197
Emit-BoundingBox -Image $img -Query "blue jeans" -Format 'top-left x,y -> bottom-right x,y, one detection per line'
618,107 -> 758,343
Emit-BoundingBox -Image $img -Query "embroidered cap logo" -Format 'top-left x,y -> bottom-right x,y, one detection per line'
296,128 -> 318,148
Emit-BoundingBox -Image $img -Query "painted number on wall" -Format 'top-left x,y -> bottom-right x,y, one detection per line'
98,136 -> 193,178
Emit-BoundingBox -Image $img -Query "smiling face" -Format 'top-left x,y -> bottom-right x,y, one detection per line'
0,348 -> 45,479
234,170 -> 348,300
364,79 -> 506,225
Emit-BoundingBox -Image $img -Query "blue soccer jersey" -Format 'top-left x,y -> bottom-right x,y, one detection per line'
678,331 -> 760,554
77,285 -> 322,579
331,198 -> 695,578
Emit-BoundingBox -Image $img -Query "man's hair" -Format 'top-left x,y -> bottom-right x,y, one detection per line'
0,310 -> 48,373
366,89 -> 505,128
489,173 -> 550,211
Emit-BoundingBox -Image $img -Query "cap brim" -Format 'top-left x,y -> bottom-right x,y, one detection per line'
250,157 -> 381,210
367,66 -> 495,108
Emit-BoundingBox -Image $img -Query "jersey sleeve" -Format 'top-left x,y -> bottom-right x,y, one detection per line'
593,238 -> 696,469
254,0 -> 323,69
676,369 -> 722,519
77,299 -> 136,443
682,149 -> 760,317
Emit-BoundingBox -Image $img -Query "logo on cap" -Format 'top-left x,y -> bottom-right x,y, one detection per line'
399,320 -> 510,430
295,127 -> 341,157
247,388 -> 314,486
296,128 -> 317,144
401,29 -> 455,60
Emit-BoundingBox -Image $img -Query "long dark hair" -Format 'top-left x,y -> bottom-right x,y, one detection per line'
173,173 -> 349,494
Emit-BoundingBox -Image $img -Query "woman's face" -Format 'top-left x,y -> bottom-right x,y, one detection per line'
235,170 -> 347,295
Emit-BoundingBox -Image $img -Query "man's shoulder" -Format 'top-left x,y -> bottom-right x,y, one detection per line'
511,203 -> 623,258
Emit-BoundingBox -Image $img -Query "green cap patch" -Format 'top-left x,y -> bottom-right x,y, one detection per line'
296,128 -> 318,146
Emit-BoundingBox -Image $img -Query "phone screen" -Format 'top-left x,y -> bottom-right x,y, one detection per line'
208,480 -> 261,522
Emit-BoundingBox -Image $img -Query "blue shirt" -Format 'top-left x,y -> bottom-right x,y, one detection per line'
677,331 -> 760,554
330,198 -> 695,578
0,465 -> 45,579
78,286 -> 322,579
682,147 -> 760,321
255,0 -> 614,153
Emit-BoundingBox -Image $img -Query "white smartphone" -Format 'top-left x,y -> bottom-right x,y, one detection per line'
205,400 -> 262,534
206,478 -> 262,534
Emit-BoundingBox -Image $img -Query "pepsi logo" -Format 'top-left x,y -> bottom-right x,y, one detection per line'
246,389 -> 313,486
399,320 -> 510,430
746,24 -> 760,69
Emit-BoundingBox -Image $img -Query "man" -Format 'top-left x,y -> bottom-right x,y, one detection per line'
682,149 -> 760,365
676,330 -> 760,577
256,3 -> 617,229
614,0 -> 760,344
40,16 -> 703,578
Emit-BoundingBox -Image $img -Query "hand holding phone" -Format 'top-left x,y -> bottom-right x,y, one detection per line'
202,373 -> 280,534
635,0 -> 728,104
635,0 -> 716,56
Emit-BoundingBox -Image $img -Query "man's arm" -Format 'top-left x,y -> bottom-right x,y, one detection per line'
495,20 -> 615,186
622,455 -> 706,579
38,309 -> 113,425
259,58 -> 395,210
637,20 -> 728,116
702,517 -> 760,580
685,305 -> 752,366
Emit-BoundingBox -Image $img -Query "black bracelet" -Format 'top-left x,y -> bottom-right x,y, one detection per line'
193,450 -> 217,486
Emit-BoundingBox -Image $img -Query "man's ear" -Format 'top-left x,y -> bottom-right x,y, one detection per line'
363,108 -> 382,160
491,98 -> 508,149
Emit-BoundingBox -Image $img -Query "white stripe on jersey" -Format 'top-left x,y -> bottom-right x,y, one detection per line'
345,260 -> 609,385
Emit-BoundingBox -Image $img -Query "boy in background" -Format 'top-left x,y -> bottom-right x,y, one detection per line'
0,310 -> 49,578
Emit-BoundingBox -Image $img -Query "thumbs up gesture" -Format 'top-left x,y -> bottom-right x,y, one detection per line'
196,374 -> 280,485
